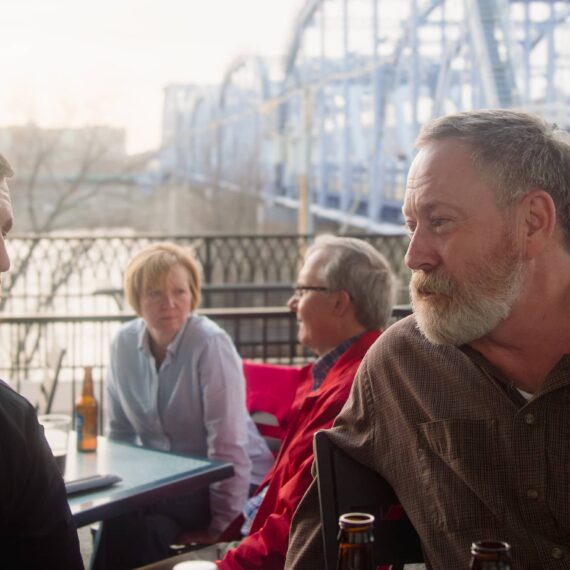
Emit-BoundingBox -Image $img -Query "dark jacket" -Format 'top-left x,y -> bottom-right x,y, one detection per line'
0,379 -> 84,569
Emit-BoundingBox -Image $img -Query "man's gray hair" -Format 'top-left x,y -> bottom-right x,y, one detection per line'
416,109 -> 570,249
305,235 -> 396,329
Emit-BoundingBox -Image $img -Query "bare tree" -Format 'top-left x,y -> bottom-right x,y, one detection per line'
0,124 -> 155,374
5,124 -> 154,232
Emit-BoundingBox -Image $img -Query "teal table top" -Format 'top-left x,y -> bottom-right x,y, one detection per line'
66,435 -> 233,527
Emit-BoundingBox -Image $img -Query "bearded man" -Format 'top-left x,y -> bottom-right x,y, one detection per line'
285,109 -> 570,569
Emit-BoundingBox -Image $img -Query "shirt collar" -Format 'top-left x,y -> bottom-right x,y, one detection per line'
138,314 -> 192,359
311,333 -> 362,390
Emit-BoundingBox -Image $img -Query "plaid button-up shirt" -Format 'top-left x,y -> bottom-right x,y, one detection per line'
286,315 -> 570,569
311,335 -> 360,390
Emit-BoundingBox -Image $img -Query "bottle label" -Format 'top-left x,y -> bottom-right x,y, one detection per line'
76,412 -> 84,443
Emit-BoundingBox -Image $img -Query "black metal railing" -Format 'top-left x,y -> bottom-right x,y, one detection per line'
3,307 -> 306,431
4,304 -> 412,426
2,232 -> 410,314
3,307 -> 308,388
0,231 -> 412,426
93,283 -> 297,311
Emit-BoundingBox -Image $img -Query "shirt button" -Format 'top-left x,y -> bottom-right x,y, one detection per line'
551,547 -> 565,560
526,488 -> 539,499
524,413 -> 536,425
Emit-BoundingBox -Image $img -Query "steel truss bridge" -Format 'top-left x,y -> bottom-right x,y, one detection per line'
160,0 -> 570,232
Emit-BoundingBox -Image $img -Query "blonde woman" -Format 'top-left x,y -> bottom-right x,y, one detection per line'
93,242 -> 272,570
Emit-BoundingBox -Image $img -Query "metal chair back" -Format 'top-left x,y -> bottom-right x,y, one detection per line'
314,430 -> 424,570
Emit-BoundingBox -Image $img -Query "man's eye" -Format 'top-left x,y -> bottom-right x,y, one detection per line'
431,218 -> 448,229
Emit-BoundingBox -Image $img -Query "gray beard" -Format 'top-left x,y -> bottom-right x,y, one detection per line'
411,258 -> 526,346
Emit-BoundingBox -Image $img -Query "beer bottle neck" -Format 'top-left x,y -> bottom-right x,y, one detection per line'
470,540 -> 512,569
82,368 -> 94,397
337,513 -> 375,570
338,527 -> 374,545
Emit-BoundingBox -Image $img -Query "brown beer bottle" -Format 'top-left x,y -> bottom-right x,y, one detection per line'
75,366 -> 98,452
470,540 -> 512,569
337,512 -> 375,570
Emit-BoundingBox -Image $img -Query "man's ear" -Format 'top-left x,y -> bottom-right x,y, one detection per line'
520,189 -> 556,259
332,290 -> 352,316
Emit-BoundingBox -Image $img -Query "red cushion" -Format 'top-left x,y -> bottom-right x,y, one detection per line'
243,360 -> 301,438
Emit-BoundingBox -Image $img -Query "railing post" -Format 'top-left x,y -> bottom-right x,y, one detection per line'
203,237 -> 213,283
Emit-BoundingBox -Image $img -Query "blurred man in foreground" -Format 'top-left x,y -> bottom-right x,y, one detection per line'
286,109 -> 570,569
139,235 -> 395,570
0,155 -> 84,568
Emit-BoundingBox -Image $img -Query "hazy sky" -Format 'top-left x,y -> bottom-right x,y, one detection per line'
1,0 -> 306,154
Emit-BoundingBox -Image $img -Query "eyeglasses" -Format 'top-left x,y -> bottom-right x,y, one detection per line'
292,285 -> 331,299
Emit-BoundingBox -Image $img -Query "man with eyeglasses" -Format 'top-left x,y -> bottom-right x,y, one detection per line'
138,234 -> 395,570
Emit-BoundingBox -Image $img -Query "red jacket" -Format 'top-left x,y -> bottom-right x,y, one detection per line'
218,330 -> 381,570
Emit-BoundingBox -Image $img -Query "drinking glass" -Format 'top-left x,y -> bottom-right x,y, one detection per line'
38,414 -> 71,475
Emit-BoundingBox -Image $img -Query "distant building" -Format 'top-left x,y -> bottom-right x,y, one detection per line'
0,124 -> 127,180
0,124 -> 158,232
